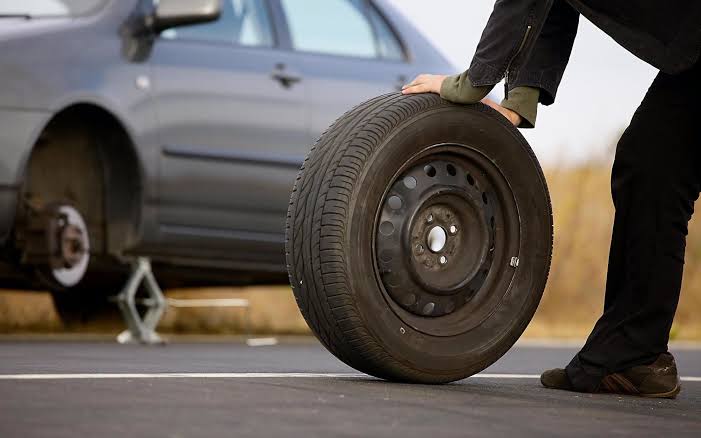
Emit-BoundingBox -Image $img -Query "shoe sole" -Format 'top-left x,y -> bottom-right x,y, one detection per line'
640,384 -> 681,399
542,373 -> 682,399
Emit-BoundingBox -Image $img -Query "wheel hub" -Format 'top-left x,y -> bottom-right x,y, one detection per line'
376,158 -> 497,317
45,205 -> 90,287
57,221 -> 87,269
426,225 -> 447,253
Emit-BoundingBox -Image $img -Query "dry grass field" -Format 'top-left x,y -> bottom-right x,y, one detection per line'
1,163 -> 700,339
530,164 -> 701,339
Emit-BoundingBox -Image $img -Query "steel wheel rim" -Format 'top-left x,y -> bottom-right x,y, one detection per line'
372,143 -> 521,336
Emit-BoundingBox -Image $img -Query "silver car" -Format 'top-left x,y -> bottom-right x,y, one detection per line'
0,0 -> 455,321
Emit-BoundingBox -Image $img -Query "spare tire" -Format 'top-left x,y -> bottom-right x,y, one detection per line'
286,93 -> 552,383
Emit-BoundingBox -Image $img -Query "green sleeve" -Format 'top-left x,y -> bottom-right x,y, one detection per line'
501,86 -> 540,128
439,71 -> 493,104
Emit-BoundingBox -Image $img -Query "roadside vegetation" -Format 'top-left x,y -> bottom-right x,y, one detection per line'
526,163 -> 701,339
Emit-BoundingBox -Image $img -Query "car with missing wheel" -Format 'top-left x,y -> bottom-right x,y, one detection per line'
0,0 -> 455,322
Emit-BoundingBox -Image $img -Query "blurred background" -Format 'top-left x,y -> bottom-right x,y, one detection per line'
1,0 -> 698,340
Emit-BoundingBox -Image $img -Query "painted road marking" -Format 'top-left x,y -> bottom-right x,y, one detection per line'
0,373 -> 362,380
0,373 -> 699,382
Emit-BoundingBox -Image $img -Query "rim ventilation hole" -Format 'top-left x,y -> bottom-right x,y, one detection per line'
403,176 -> 417,189
424,164 -> 437,177
466,173 -> 475,185
490,216 -> 495,229
379,221 -> 395,236
482,192 -> 489,204
388,195 -> 403,210
446,164 -> 457,176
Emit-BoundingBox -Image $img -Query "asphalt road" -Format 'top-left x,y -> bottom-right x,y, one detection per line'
1,339 -> 699,437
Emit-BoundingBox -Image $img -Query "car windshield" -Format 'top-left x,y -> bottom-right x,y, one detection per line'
0,0 -> 108,18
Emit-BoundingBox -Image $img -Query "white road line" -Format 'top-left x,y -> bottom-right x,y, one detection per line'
475,374 -> 539,379
0,373 -> 362,380
0,372 -> 699,382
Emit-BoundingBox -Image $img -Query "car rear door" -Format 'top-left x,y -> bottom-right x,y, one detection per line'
273,0 -> 413,139
149,0 -> 309,263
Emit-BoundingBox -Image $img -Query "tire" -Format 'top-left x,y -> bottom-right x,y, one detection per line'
50,281 -> 123,327
286,93 -> 552,383
48,262 -> 128,326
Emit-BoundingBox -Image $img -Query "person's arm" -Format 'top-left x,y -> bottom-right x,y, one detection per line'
500,0 -> 579,127
404,0 -> 554,101
404,0 -> 578,128
506,0 -> 579,107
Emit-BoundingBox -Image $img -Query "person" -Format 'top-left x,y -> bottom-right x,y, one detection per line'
402,0 -> 701,398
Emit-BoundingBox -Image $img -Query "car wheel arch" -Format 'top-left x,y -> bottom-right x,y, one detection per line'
18,102 -> 144,257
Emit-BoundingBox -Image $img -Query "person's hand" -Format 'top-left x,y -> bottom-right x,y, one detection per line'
402,75 -> 521,127
481,97 -> 522,127
401,74 -> 447,95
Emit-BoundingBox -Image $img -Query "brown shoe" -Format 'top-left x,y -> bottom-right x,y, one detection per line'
600,353 -> 681,399
541,353 -> 681,399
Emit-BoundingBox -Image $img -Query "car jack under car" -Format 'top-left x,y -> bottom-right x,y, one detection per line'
114,257 -> 167,344
113,257 -> 252,344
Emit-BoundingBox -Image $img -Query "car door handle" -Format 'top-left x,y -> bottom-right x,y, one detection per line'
271,65 -> 302,88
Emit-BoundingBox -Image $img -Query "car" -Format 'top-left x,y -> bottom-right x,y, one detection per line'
0,0 -> 456,322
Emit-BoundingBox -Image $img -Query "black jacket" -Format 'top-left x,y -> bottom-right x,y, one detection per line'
469,0 -> 701,105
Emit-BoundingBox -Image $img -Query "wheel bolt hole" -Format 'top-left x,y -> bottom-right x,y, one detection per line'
446,164 -> 456,176
449,225 -> 458,234
439,256 -> 448,265
424,165 -> 436,177
427,214 -> 433,223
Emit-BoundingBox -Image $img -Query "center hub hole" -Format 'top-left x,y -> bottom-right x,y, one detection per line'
427,226 -> 447,253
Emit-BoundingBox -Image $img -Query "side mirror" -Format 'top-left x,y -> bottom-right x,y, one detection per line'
150,0 -> 221,32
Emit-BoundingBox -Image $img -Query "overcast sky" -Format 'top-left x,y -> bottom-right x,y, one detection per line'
387,0 -> 659,166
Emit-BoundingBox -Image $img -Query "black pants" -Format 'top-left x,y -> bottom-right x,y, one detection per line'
566,62 -> 701,391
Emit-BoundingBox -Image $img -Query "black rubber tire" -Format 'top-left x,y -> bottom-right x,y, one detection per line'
286,93 -> 552,383
50,266 -> 127,326
50,287 -> 121,327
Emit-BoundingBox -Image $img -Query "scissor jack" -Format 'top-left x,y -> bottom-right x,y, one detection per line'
113,257 -> 250,344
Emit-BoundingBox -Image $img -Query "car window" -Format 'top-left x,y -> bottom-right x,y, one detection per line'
367,5 -> 405,61
280,0 -> 377,58
161,0 -> 274,48
0,0 -> 107,17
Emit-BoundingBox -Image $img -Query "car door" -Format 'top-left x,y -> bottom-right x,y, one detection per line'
149,0 -> 308,262
274,0 -> 413,138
